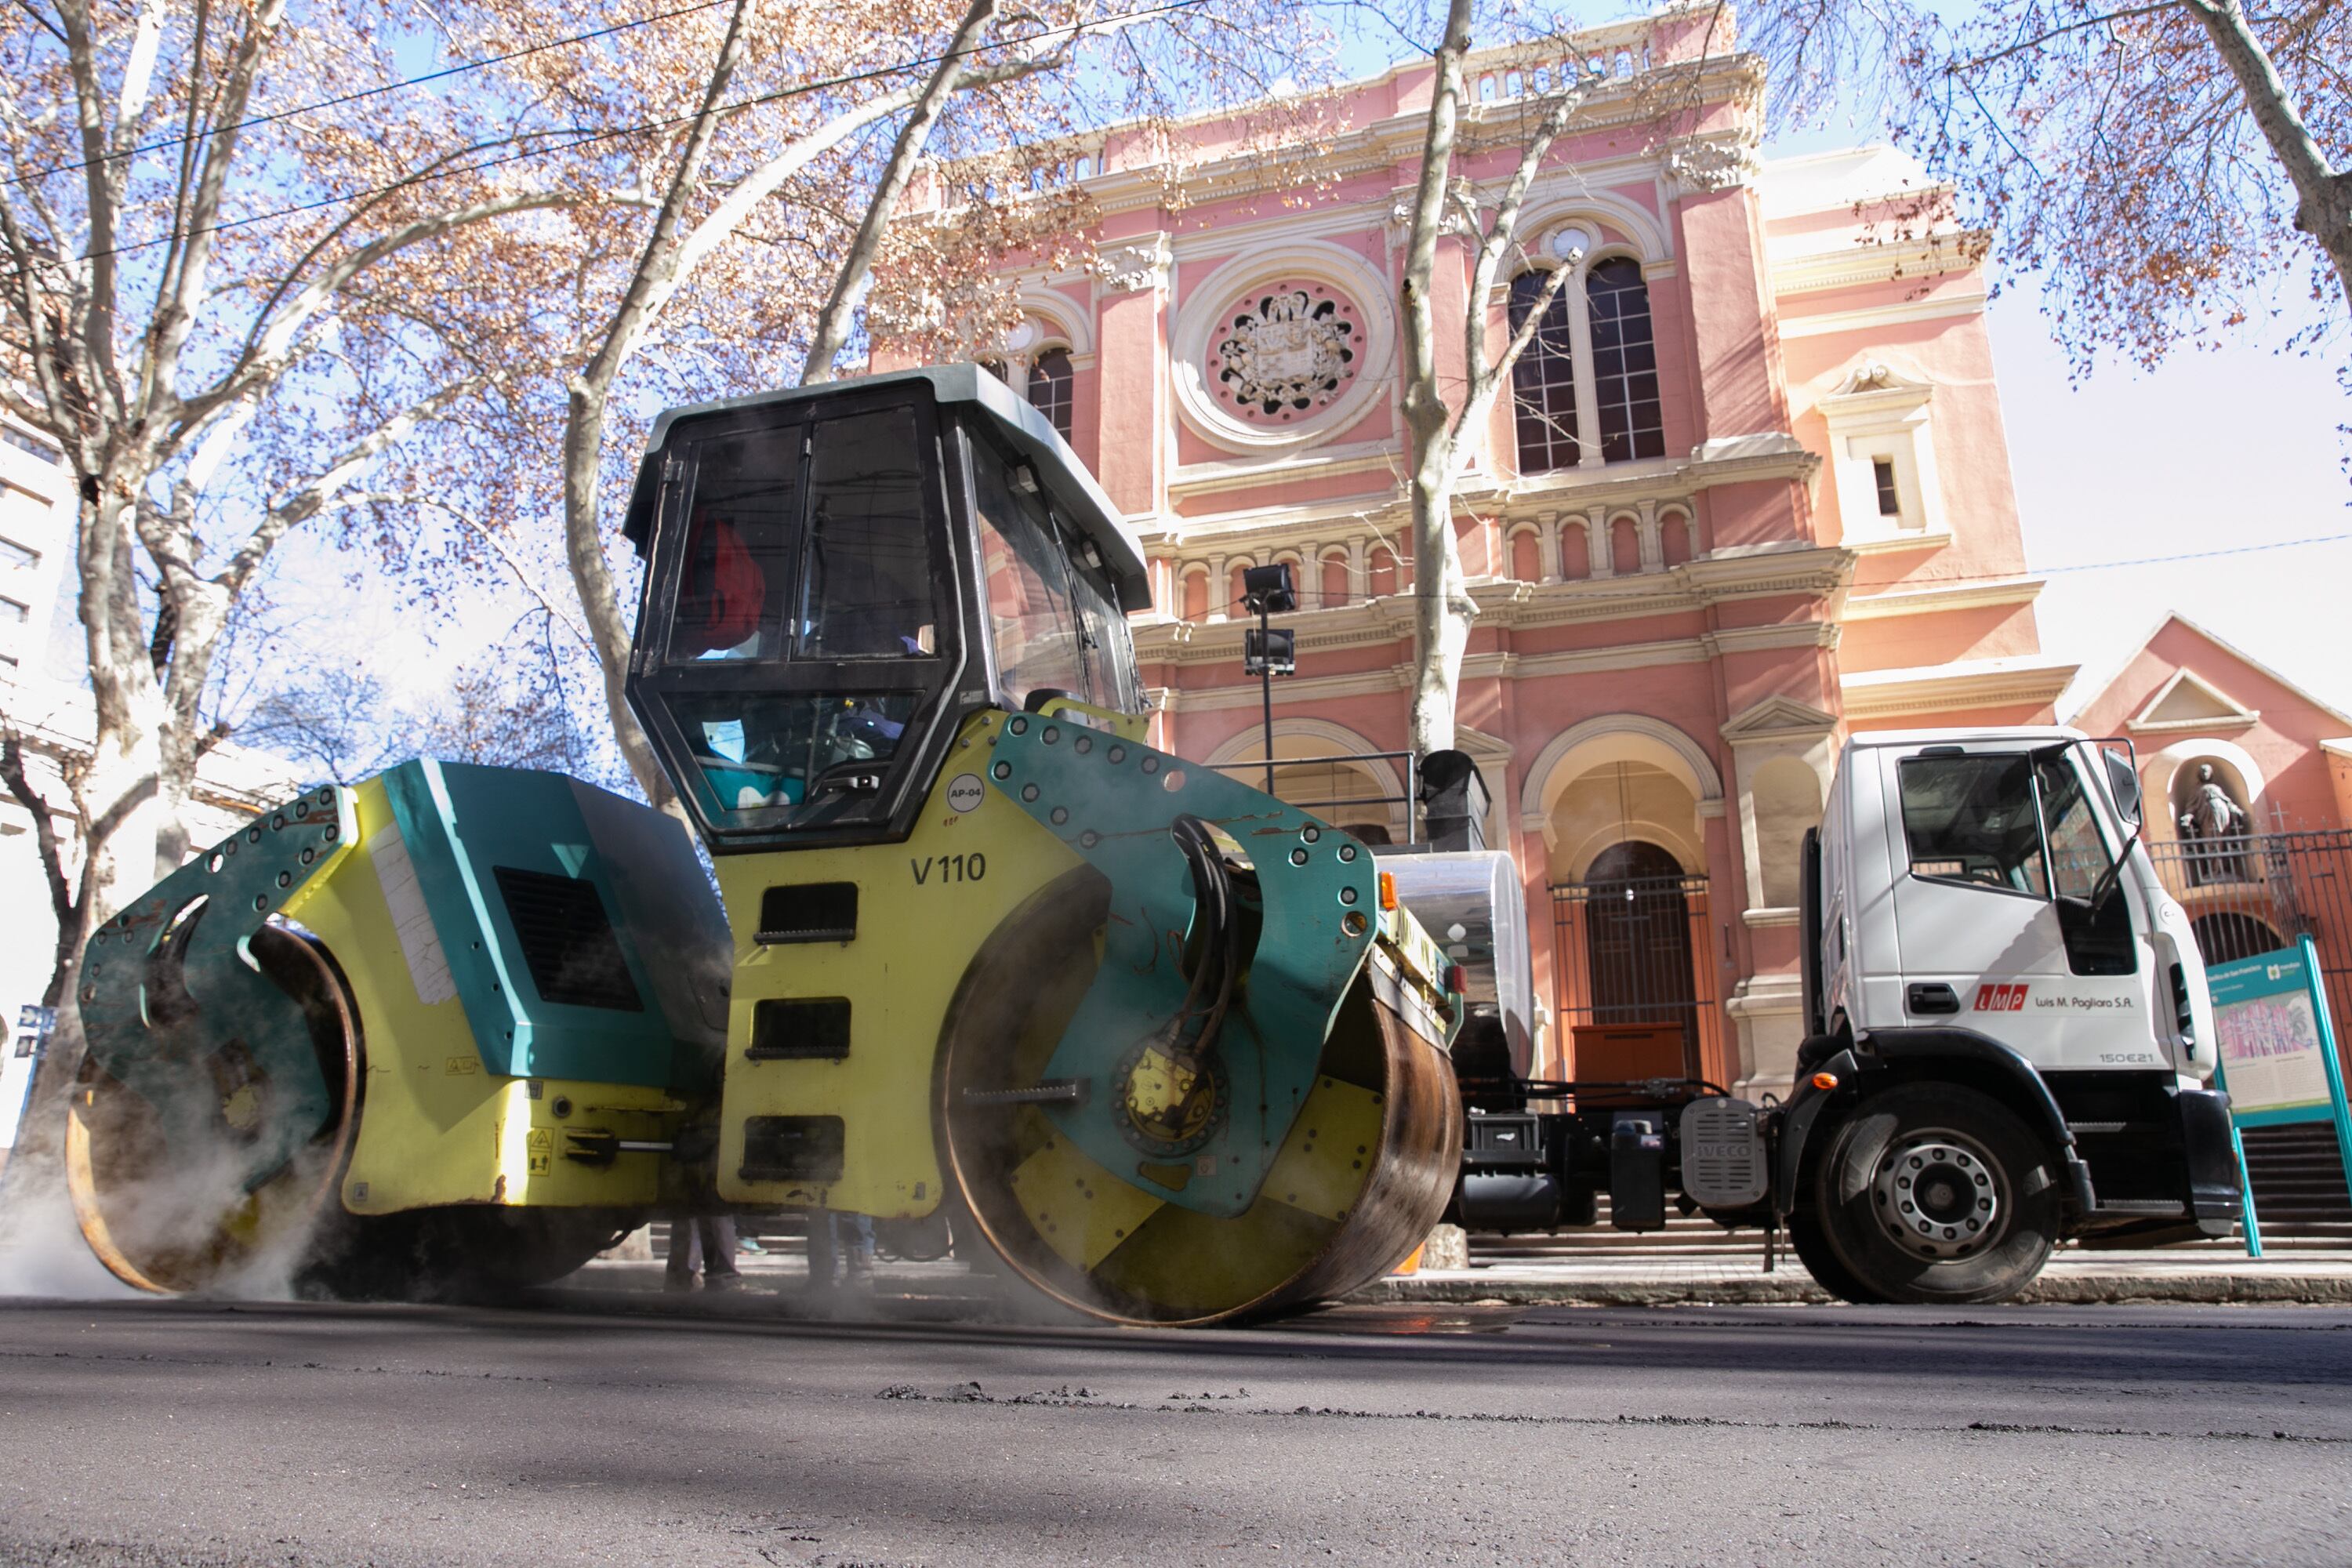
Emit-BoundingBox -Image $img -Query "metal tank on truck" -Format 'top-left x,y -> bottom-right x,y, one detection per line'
1439,727 -> 2246,1305
62,367 -> 1466,1323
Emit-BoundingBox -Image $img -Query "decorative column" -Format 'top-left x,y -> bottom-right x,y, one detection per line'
1089,232 -> 1172,517
1584,508 -> 1613,579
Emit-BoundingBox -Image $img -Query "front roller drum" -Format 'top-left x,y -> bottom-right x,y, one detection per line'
940,873 -> 1461,1326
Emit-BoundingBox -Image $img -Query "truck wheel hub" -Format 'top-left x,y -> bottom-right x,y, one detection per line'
1871,1134 -> 2001,1261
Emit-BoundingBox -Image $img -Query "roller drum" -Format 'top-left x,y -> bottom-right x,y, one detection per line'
939,871 -> 1461,1326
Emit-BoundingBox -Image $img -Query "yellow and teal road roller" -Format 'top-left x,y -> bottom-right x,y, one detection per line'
66,365 -> 1465,1323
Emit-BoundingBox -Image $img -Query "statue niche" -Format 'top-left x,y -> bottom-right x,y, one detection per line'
2174,761 -> 2253,886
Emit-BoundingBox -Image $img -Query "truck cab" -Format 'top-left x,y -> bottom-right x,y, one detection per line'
1780,727 -> 2243,1301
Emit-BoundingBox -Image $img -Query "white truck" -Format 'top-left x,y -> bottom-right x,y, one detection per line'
1444,725 -> 2245,1304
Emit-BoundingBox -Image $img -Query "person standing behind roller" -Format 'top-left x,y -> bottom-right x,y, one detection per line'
805,1209 -> 873,1294
663,1210 -> 742,1292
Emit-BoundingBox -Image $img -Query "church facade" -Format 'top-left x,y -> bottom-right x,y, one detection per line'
880,13 -> 2344,1097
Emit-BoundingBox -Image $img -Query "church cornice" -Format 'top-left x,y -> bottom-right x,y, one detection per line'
1131,544 -> 1857,665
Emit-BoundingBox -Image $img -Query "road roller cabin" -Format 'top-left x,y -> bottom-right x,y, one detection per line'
64,366 -> 1465,1323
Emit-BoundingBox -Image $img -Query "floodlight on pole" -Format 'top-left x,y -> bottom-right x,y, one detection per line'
1241,563 -> 1298,794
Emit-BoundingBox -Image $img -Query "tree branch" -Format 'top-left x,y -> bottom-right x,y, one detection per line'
0,728 -> 75,936
804,0 -> 1002,383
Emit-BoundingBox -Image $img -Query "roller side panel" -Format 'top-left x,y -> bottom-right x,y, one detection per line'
713,710 -> 1087,1218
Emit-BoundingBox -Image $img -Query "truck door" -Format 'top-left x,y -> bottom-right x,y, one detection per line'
1884,746 -> 2149,1069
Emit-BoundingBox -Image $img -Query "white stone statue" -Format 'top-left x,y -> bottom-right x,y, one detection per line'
2177,764 -> 2252,884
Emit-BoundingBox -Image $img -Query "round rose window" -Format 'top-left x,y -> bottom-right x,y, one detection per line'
1211,281 -> 1362,424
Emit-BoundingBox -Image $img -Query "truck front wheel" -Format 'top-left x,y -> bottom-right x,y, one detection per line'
1806,1084 -> 2058,1305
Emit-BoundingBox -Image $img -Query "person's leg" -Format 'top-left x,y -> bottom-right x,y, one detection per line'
804,1209 -> 837,1288
663,1211 -> 698,1289
702,1215 -> 740,1287
844,1214 -> 876,1283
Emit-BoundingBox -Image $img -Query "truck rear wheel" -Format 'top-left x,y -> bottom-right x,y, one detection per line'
1808,1084 -> 2056,1305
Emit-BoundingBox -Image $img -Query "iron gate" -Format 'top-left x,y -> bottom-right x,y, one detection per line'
1548,873 -> 1722,1082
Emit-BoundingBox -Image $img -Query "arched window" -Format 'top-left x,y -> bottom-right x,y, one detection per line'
1027,347 -> 1073,440
1508,528 -> 1541,583
1180,568 -> 1208,622
1661,509 -> 1694,567
1367,546 -> 1398,597
977,358 -> 1010,385
1227,561 -> 1253,616
1610,516 -> 1640,575
1319,552 -> 1349,608
1586,258 -> 1664,463
1560,519 -> 1590,580
1508,270 -> 1578,474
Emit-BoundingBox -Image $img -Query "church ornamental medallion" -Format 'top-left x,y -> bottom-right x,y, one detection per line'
1212,284 -> 1362,423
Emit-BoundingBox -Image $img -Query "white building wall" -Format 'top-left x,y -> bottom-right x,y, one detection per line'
0,421 -> 305,1154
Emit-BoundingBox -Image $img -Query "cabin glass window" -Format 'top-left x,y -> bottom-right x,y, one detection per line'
2034,756 -> 2114,902
973,455 -> 1089,707
1897,753 -> 2049,896
793,409 -> 940,659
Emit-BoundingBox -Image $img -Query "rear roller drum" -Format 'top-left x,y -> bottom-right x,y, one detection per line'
939,871 -> 1461,1327
66,924 -> 360,1295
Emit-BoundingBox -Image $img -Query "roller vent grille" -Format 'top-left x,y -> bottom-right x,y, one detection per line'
492,866 -> 644,1013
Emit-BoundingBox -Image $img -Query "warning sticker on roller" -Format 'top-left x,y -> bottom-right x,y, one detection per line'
947,773 -> 985,814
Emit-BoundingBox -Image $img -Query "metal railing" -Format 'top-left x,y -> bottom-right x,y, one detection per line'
1549,873 -> 1722,1083
2147,828 -> 2352,1033
1206,750 -> 1424,844
2148,827 -> 2352,1233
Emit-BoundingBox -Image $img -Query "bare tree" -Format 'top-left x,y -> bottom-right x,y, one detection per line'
1732,0 -> 2348,370
554,0 -> 1327,807
560,0 -> 1065,810
0,0 -> 586,1187
1398,3 -> 1599,755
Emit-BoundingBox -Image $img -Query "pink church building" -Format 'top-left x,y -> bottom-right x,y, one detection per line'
878,12 -> 2343,1101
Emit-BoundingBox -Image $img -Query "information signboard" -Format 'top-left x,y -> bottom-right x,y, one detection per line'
2209,936 -> 2352,1257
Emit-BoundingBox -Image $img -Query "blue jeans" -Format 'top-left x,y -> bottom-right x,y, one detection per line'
806,1211 -> 874,1285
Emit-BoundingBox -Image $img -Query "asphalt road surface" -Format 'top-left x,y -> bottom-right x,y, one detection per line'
2,1289 -> 2348,1566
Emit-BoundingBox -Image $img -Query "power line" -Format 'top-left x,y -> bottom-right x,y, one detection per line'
7,0 -> 740,189
68,0 -> 1215,266
2034,531 -> 2350,575
1886,530 -> 2351,591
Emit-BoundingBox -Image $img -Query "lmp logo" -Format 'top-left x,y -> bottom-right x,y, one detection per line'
1975,982 -> 2030,1011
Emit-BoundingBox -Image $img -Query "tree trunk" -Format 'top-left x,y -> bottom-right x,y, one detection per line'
1400,0 -> 1475,759
561,381 -> 681,815
558,0 -> 758,814
2187,0 -> 2352,310
1406,455 -> 1476,758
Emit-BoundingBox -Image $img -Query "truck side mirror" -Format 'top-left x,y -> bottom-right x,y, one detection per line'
2103,746 -> 2142,826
